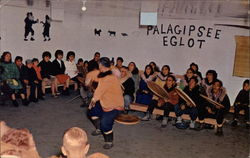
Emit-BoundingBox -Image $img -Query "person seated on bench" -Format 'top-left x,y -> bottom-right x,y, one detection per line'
141,75 -> 179,128
149,65 -> 172,120
181,76 -> 204,130
135,65 -> 155,105
128,62 -> 140,93
25,59 -> 40,103
0,52 -> 28,107
202,79 -> 230,136
115,57 -> 124,71
175,77 -> 198,129
14,56 -> 30,106
231,79 -> 249,127
52,50 -> 70,96
189,62 -> 203,81
77,59 -> 88,80
201,70 -> 217,95
149,61 -> 160,72
65,51 -> 80,91
155,65 -> 172,87
120,66 -> 135,112
38,51 -> 57,98
88,52 -> 100,72
176,68 -> 201,88
32,58 -> 44,100
50,127 -> 109,158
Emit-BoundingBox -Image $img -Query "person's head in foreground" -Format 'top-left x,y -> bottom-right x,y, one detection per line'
62,127 -> 89,158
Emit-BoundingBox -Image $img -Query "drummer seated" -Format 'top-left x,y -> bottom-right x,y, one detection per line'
141,75 -> 180,128
175,77 -> 199,130
120,66 -> 135,112
231,79 -> 249,127
198,79 -> 230,136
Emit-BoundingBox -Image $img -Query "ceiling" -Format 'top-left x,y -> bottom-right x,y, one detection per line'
0,0 -> 249,21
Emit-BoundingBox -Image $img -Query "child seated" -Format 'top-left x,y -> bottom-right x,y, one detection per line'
25,59 -> 39,102
32,58 -> 44,100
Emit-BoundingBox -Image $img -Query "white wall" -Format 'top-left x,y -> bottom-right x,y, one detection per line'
0,6 -> 248,102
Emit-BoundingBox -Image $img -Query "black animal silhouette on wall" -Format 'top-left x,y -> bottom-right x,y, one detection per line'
121,33 -> 128,36
24,12 -> 39,41
94,28 -> 102,36
41,15 -> 51,41
108,30 -> 116,36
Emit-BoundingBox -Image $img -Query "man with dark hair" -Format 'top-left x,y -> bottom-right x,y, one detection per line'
88,52 -> 100,72
89,57 -> 124,149
202,79 -> 230,136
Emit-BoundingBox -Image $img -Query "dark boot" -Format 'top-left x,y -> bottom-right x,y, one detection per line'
91,118 -> 102,136
195,122 -> 205,131
12,100 -> 19,107
231,119 -> 238,127
22,99 -> 29,106
65,88 -> 70,95
215,127 -> 223,136
62,88 -> 70,96
103,132 -> 114,149
80,98 -> 88,108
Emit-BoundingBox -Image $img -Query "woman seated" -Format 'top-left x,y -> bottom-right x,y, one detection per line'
176,68 -> 201,89
149,61 -> 160,72
189,62 -> 203,80
77,58 -> 88,79
141,75 -> 179,128
201,70 -> 217,95
52,50 -> 70,95
128,62 -> 140,93
199,79 -> 230,136
65,51 -> 81,91
0,52 -> 28,107
175,77 -> 199,129
135,65 -> 155,105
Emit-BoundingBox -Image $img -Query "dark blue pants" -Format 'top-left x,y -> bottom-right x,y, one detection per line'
89,102 -> 121,132
175,104 -> 198,121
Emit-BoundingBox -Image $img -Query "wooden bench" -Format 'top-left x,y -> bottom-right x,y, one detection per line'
44,80 -> 77,89
129,103 -> 244,125
229,106 -> 245,115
